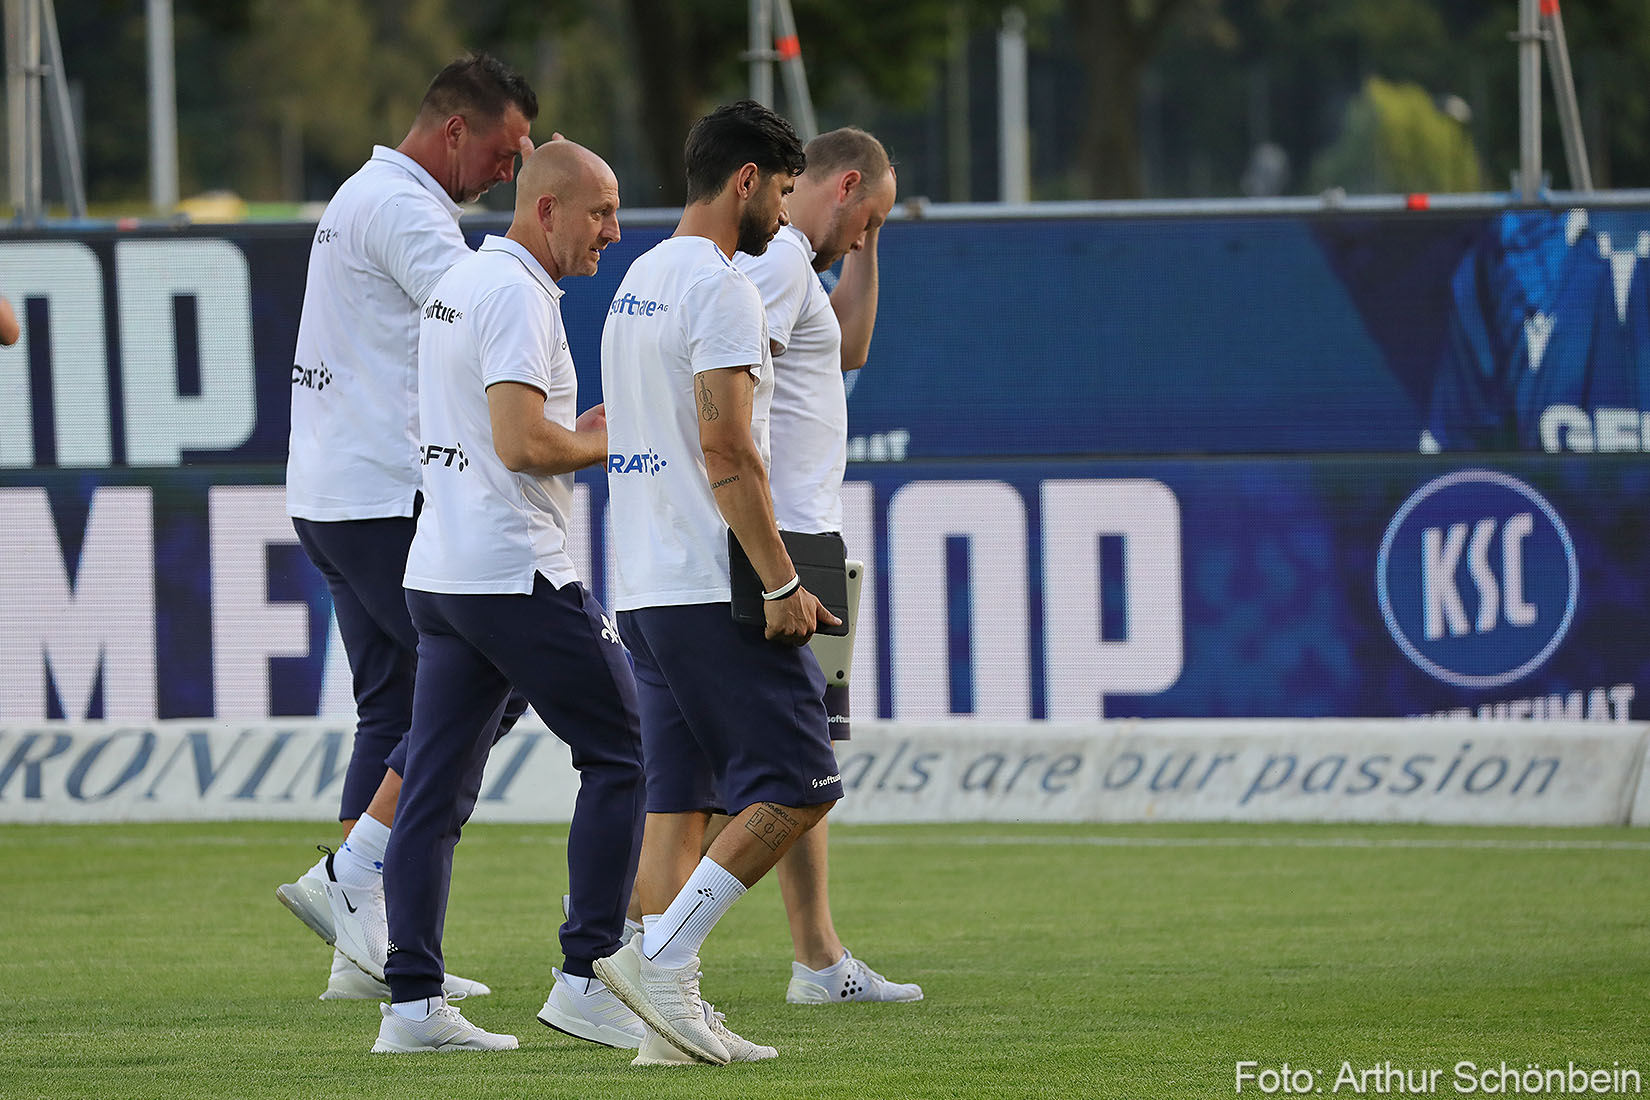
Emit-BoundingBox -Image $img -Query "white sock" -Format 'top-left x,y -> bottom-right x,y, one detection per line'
640,857 -> 746,971
801,949 -> 850,976
389,996 -> 440,1021
561,973 -> 608,996
642,914 -> 661,934
335,813 -> 390,888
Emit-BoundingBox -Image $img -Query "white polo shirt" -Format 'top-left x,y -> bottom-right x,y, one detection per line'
734,224 -> 846,534
403,236 -> 582,595
287,146 -> 470,521
601,236 -> 772,610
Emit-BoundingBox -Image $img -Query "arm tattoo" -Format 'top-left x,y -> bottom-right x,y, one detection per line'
743,803 -> 799,851
710,475 -> 740,490
698,379 -> 719,421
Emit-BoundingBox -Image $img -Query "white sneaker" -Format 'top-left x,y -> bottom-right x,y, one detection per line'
632,1000 -> 777,1066
537,968 -> 644,1049
302,852 -> 489,998
321,949 -> 385,1000
370,996 -> 518,1054
440,971 -> 493,999
324,856 -> 389,981
785,949 -> 923,1004
320,951 -> 494,1001
560,893 -> 643,947
593,940 -> 729,1065
276,852 -> 334,942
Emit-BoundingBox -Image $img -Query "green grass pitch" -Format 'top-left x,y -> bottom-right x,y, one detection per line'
3,821 -> 1648,1099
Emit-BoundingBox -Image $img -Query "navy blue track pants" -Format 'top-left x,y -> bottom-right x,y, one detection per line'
384,575 -> 645,1002
292,513 -> 524,820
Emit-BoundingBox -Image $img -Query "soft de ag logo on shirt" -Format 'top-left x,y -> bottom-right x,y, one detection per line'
1377,470 -> 1578,690
423,298 -> 463,324
608,450 -> 667,475
608,291 -> 669,317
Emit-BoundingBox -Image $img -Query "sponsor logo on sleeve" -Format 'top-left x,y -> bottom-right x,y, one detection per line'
423,299 -> 463,324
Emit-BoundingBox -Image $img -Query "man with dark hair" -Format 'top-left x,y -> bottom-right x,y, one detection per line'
278,52 -> 537,1001
732,126 -> 920,1006
681,100 -> 807,205
416,53 -> 538,147
594,100 -> 842,1067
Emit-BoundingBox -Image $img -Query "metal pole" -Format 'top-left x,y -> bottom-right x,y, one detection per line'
1541,1 -> 1592,192
7,0 -> 44,222
748,0 -> 773,108
147,0 -> 179,211
5,0 -> 23,215
997,6 -> 1029,203
771,0 -> 816,140
1516,0 -> 1541,202
40,0 -> 86,217
947,5 -> 970,202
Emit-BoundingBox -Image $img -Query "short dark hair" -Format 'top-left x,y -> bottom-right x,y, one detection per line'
683,100 -> 806,204
417,53 -> 539,128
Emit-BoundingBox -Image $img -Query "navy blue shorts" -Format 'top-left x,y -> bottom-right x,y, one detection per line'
825,683 -> 850,740
618,603 -> 845,815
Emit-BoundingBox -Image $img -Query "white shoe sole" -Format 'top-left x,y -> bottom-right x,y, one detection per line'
785,978 -> 924,1004
370,1037 -> 518,1054
371,1007 -> 517,1053
276,882 -> 334,944
536,1001 -> 642,1050
632,1051 -> 697,1066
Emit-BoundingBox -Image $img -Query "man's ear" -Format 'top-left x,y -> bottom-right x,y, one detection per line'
838,169 -> 863,203
538,193 -> 556,229
737,163 -> 760,199
443,114 -> 467,149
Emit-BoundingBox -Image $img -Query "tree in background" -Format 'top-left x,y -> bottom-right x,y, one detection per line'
1309,77 -> 1481,194
603,0 -> 1017,205
1064,0 -> 1205,198
40,0 -> 1650,208
1147,0 -> 1650,196
230,0 -> 463,200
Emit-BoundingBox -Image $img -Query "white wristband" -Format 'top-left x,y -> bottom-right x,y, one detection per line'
761,575 -> 801,601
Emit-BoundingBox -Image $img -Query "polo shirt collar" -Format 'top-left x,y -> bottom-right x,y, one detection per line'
370,145 -> 462,220
779,222 -> 817,265
479,234 -> 563,300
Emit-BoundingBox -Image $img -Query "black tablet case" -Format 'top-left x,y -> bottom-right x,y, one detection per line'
728,529 -> 850,636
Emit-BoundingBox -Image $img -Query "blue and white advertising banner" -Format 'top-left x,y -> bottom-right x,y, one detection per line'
5,206 -> 1649,464
1,457 -> 1643,723
0,718 -> 1642,826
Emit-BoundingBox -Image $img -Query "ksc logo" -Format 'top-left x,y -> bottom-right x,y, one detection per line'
608,450 -> 667,475
1377,470 -> 1577,689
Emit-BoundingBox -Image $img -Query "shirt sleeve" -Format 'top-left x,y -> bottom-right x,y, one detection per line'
363,189 -> 473,306
1426,219 -> 1536,452
681,269 -> 768,376
472,282 -> 557,396
740,245 -> 811,354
